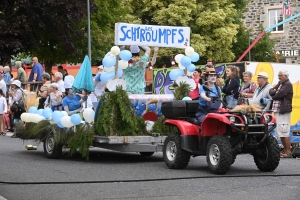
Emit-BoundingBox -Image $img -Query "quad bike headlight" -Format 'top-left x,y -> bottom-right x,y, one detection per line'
229,116 -> 236,123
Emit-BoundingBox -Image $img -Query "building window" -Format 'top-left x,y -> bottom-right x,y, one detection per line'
269,9 -> 284,32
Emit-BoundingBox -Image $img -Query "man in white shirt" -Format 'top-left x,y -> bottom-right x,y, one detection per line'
54,72 -> 65,96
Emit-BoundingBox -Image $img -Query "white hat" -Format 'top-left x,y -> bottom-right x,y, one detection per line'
98,65 -> 104,69
130,45 -> 140,53
257,72 -> 268,78
11,80 -> 21,88
64,75 -> 74,89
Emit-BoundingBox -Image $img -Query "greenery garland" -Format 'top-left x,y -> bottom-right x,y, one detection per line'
151,116 -> 178,135
172,81 -> 192,100
94,86 -> 148,136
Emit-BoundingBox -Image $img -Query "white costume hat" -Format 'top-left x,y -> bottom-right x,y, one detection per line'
11,80 -> 21,88
130,45 -> 140,53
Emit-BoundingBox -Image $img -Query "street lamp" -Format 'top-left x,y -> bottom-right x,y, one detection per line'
87,0 -> 91,64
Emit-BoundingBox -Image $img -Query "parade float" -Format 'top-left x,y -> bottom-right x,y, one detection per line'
20,23 -> 201,160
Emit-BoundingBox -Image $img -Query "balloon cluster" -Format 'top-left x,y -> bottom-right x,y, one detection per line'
100,46 -> 132,84
21,107 -> 95,128
169,47 -> 200,81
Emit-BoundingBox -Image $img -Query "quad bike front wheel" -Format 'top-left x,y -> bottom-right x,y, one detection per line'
43,134 -> 63,159
207,136 -> 233,174
253,135 -> 280,172
163,133 -> 190,169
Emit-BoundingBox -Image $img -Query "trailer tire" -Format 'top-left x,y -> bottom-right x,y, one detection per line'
253,135 -> 280,172
43,134 -> 62,159
139,152 -> 155,156
207,136 -> 233,174
163,133 -> 190,169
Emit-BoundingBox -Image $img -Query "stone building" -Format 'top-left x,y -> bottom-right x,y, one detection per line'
243,0 -> 300,64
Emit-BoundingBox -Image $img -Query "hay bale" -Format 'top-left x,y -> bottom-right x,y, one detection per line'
230,104 -> 262,114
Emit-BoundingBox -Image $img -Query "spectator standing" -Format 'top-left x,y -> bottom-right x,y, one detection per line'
3,66 -> 11,97
54,72 -> 65,96
15,61 -> 27,89
0,74 -> 7,98
0,66 -> 3,74
222,65 -> 240,109
238,71 -> 257,105
269,70 -> 293,158
0,89 -> 7,135
57,66 -> 67,81
29,57 -> 44,91
8,80 -> 26,126
37,73 -> 51,109
249,72 -> 272,110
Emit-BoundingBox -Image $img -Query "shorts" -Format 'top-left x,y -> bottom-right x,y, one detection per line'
274,112 -> 291,137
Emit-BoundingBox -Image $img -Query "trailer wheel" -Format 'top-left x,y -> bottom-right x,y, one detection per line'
207,136 -> 233,174
43,134 -> 62,159
163,133 -> 190,169
139,152 -> 155,156
253,135 -> 280,172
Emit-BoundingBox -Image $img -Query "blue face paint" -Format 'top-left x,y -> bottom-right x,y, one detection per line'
147,102 -> 157,112
135,101 -> 146,116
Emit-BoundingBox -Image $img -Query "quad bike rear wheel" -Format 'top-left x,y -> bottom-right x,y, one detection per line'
163,133 -> 190,169
253,135 -> 280,172
206,136 -> 233,174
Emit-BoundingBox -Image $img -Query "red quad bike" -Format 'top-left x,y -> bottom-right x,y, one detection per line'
161,87 -> 280,175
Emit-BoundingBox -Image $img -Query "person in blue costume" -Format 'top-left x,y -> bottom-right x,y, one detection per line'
196,68 -> 222,124
124,46 -> 158,94
62,75 -> 81,115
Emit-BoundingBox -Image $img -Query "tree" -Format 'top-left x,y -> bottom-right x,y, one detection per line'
123,0 -> 240,63
0,0 -> 97,71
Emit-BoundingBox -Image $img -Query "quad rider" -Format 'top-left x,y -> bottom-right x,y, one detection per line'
195,68 -> 222,124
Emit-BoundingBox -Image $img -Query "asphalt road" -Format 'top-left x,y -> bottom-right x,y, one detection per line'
0,135 -> 300,200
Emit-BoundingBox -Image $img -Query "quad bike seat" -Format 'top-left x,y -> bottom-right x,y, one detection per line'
187,118 -> 201,126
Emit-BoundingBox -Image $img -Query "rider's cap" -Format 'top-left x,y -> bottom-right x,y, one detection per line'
204,68 -> 217,75
257,72 -> 268,78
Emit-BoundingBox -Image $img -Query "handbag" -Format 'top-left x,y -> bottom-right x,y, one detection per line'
207,99 -> 221,110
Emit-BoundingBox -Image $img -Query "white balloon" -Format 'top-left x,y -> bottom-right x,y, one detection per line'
32,114 -> 41,123
110,46 -> 120,56
118,60 -> 129,69
61,111 -> 68,116
185,47 -> 195,56
61,116 -> 74,128
175,54 -> 184,64
21,113 -> 30,122
104,66 -> 115,72
83,108 -> 95,123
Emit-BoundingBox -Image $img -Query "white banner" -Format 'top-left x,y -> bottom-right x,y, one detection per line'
115,23 -> 190,48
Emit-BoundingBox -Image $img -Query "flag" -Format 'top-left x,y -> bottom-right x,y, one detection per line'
282,0 -> 292,16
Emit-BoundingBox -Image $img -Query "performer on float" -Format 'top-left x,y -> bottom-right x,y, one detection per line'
124,46 -> 158,94
195,68 -> 222,124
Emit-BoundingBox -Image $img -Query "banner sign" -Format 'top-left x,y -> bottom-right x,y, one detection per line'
115,23 -> 190,48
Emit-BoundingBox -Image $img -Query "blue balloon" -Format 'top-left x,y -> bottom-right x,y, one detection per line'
101,72 -> 115,84
119,50 -> 132,61
187,64 -> 196,72
29,106 -> 38,114
95,74 -> 101,81
43,108 -> 53,120
37,109 -> 44,116
52,111 -> 64,123
71,114 -> 82,125
118,67 -> 123,78
189,52 -> 200,62
102,56 -> 116,67
182,97 -> 192,100
169,69 -> 185,81
180,56 -> 192,67
57,120 -> 65,128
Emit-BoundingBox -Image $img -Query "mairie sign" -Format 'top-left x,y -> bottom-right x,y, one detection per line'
115,23 -> 190,48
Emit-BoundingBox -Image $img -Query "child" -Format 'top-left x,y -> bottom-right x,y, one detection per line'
0,89 -> 7,135
78,90 -> 93,113
45,83 -> 63,111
